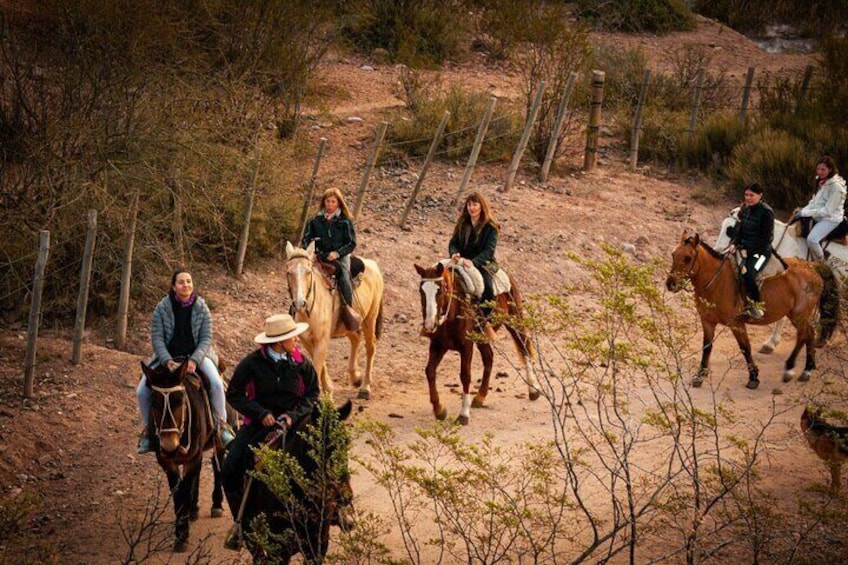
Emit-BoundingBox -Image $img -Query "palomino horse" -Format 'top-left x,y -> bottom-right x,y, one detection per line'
414,262 -> 541,425
285,241 -> 384,399
141,361 -> 225,552
715,208 -> 848,353
665,231 -> 839,390
239,400 -> 353,564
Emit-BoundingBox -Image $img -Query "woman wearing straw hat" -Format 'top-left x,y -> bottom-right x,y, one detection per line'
222,313 -> 319,524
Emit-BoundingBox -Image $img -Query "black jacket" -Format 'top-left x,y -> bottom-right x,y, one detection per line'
302,212 -> 356,261
448,222 -> 499,271
732,201 -> 775,256
227,347 -> 320,427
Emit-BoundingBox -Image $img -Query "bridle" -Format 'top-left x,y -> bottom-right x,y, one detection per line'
287,256 -> 316,316
675,241 -> 728,293
151,382 -> 192,454
421,271 -> 455,330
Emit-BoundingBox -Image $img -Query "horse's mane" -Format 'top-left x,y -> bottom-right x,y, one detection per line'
692,238 -> 724,259
287,245 -> 312,260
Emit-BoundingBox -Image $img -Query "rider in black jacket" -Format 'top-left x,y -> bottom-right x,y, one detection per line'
302,187 -> 360,331
727,183 -> 774,320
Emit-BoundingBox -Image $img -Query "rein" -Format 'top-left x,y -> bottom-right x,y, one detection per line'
683,243 -> 729,293
151,382 -> 192,455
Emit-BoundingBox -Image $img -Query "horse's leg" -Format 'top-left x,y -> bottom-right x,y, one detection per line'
426,343 -> 448,421
472,342 -> 493,408
728,324 -> 759,389
346,331 -> 365,396
457,345 -> 474,426
210,448 -> 224,518
505,324 -> 541,401
189,465 -> 200,522
167,471 -> 190,552
759,318 -> 785,354
798,318 -> 816,382
693,319 -> 717,387
312,335 -> 334,397
359,310 -> 379,400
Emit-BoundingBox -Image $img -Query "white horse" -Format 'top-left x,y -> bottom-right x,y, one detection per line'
714,208 -> 848,353
285,241 -> 385,399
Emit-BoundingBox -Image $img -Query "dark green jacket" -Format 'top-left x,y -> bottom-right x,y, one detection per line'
448,222 -> 499,271
732,201 -> 774,256
302,212 -> 356,261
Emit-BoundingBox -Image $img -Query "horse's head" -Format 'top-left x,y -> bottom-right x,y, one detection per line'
285,240 -> 316,313
141,361 -> 190,455
666,231 -> 700,292
714,207 -> 741,251
414,262 -> 451,334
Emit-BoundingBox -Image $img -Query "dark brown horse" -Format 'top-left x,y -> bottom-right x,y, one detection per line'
665,231 -> 839,390
414,262 -> 540,425
239,399 -> 354,564
141,361 -> 225,552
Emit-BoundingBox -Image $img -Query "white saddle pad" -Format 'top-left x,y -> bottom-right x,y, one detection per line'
437,259 -> 512,298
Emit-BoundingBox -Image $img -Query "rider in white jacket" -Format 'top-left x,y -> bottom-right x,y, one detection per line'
794,155 -> 847,260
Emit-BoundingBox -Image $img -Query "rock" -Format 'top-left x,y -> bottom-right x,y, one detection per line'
622,243 -> 636,254
346,116 -> 363,124
360,65 -> 375,72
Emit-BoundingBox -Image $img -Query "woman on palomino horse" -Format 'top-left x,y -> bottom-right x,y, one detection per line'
449,191 -> 500,340
302,187 -> 361,332
222,314 -> 319,549
136,268 -> 234,453
792,155 -> 847,261
725,183 -> 775,321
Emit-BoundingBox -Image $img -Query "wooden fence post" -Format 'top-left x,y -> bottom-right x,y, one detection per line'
401,111 -> 450,229
236,144 -> 261,278
353,122 -> 388,219
739,66 -> 755,122
540,72 -> 577,183
583,71 -> 606,172
297,137 -> 327,245
688,69 -> 705,140
795,64 -> 813,114
72,210 -> 97,365
504,81 -> 545,192
116,191 -> 139,351
23,230 -> 50,398
453,96 -> 497,207
629,69 -> 651,170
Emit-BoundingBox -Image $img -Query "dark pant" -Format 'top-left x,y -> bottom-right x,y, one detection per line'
222,422 -> 268,519
479,269 -> 495,318
742,254 -> 764,302
332,256 -> 354,306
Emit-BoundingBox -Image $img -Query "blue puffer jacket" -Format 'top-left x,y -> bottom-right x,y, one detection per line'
148,294 -> 218,369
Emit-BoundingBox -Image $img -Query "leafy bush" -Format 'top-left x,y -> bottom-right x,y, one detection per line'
695,0 -> 847,35
726,127 -> 810,209
340,0 -> 468,67
575,0 -> 694,33
588,44 -> 650,110
679,111 -> 747,174
623,107 -> 689,164
816,36 -> 848,128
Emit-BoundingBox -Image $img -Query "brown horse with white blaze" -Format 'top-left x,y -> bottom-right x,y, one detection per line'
414,262 -> 540,425
665,231 -> 839,390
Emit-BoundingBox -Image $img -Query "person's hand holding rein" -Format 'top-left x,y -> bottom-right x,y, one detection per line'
327,251 -> 339,261
726,244 -> 736,255
451,252 -> 461,264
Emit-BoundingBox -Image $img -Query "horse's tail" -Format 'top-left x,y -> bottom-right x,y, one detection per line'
506,279 -> 536,361
815,262 -> 840,346
375,298 -> 384,340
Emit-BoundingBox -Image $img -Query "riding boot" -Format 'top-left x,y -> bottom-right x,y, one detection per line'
341,305 -> 362,332
337,268 -> 361,332
137,426 -> 154,454
744,287 -> 764,321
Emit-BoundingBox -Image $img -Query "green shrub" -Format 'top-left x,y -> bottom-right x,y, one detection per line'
621,107 -> 689,164
817,36 -> 848,128
588,44 -> 650,111
386,77 -> 522,163
726,127 -> 810,209
680,111 -> 747,174
341,0 -> 468,67
575,0 -> 694,33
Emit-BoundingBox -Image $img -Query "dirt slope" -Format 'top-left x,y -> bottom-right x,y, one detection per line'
0,17 -> 834,565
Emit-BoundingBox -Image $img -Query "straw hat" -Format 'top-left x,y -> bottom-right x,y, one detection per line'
254,314 -> 309,344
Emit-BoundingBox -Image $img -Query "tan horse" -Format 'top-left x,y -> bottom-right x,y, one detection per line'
665,231 -> 839,390
285,241 -> 384,399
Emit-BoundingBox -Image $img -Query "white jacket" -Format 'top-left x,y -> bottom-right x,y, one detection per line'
800,174 -> 847,224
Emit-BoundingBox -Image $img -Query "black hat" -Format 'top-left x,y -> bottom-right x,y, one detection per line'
745,183 -> 763,194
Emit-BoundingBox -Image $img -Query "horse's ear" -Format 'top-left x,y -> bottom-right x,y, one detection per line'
285,240 -> 295,258
306,240 -> 315,257
679,230 -> 689,243
692,233 -> 701,247
435,262 -> 445,275
337,399 -> 353,422
414,263 -> 426,277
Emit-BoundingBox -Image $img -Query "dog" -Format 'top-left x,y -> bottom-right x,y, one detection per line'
801,406 -> 848,493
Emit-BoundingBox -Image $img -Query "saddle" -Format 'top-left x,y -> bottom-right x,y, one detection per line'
316,256 -> 366,288
796,216 -> 848,245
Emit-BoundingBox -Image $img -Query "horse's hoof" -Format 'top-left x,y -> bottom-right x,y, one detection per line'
189,510 -> 199,522
173,541 -> 189,553
782,370 -> 795,383
351,377 -> 363,388
799,371 -> 812,382
456,415 -> 469,426
357,389 -> 370,400
471,396 -> 485,408
211,508 -> 224,519
435,407 -> 448,421
691,376 -> 704,388
528,389 -> 540,401
759,344 -> 775,354
746,379 -> 760,390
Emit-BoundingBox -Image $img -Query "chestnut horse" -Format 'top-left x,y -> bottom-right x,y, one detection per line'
285,241 -> 384,399
414,262 -> 541,425
665,231 -> 839,390
141,361 -> 225,552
